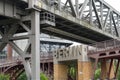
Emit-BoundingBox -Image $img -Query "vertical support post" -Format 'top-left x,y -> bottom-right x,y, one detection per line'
48,62 -> 50,74
7,44 -> 12,61
30,10 -> 40,80
114,59 -> 120,78
108,59 -> 113,79
92,58 -> 98,80
43,63 -> 45,72
101,59 -> 107,79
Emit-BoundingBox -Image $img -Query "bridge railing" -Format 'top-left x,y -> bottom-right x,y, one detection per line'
0,56 -> 22,66
0,52 -> 53,66
40,52 -> 53,60
88,39 -> 120,54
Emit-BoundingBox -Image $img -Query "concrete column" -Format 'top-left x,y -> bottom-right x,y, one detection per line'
30,10 -> 40,80
101,60 -> 114,79
54,63 -> 68,80
78,61 -> 93,80
101,59 -> 107,79
7,44 -> 12,60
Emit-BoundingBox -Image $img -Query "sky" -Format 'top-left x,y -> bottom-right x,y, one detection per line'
105,0 -> 120,11
61,0 -> 120,12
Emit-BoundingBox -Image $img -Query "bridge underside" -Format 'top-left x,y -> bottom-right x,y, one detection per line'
0,0 -> 119,44
0,0 -> 120,80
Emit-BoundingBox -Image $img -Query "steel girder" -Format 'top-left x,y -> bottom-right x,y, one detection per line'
41,0 -> 120,37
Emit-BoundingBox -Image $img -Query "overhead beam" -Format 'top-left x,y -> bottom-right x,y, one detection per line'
43,27 -> 96,43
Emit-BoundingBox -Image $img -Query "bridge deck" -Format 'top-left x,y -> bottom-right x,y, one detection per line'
0,0 -> 119,44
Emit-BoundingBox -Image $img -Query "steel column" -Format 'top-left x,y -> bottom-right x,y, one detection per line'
30,10 -> 40,80
108,59 -> 113,79
114,59 -> 120,78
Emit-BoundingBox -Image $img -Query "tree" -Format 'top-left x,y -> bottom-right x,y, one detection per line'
0,74 -> 10,80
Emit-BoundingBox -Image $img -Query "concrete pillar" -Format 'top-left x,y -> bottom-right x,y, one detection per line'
109,63 -> 114,79
54,63 -> 68,80
101,60 -> 114,79
78,61 -> 93,80
30,10 -> 40,80
101,59 -> 107,79
7,44 -> 12,60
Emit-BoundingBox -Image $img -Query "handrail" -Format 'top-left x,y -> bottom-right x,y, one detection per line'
88,39 -> 120,54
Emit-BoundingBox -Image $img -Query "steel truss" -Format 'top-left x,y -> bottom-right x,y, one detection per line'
88,39 -> 120,79
0,0 -> 120,80
0,7 -> 40,80
42,0 -> 120,37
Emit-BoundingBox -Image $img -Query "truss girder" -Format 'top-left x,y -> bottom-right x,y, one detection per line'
41,0 -> 120,37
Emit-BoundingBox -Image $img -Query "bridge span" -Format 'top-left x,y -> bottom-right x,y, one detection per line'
0,0 -> 120,43
0,0 -> 120,80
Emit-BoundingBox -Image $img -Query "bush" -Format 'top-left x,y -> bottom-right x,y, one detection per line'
95,69 -> 101,80
0,74 -> 10,80
40,73 -> 48,80
17,72 -> 48,80
17,72 -> 27,80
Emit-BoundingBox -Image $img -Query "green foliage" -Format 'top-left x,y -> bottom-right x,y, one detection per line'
17,72 -> 48,80
117,68 -> 120,80
17,72 -> 27,80
95,69 -> 101,80
0,74 -> 10,80
69,67 -> 76,79
40,73 -> 48,80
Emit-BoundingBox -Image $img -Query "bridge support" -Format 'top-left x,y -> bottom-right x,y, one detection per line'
101,59 -> 114,79
30,10 -> 40,80
54,45 -> 93,80
78,61 -> 93,80
54,60 -> 93,80
54,63 -> 68,80
0,10 -> 40,80
7,44 -> 12,61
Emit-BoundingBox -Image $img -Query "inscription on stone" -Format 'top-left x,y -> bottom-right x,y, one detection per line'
54,45 -> 82,59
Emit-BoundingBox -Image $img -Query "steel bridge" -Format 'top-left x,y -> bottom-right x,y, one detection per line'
0,0 -> 120,80
0,36 -> 72,80
88,39 -> 120,79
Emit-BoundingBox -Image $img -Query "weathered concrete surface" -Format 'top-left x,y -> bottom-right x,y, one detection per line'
78,61 -> 93,80
54,63 -> 68,80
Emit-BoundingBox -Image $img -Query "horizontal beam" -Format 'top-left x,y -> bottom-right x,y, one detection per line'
43,27 -> 96,43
